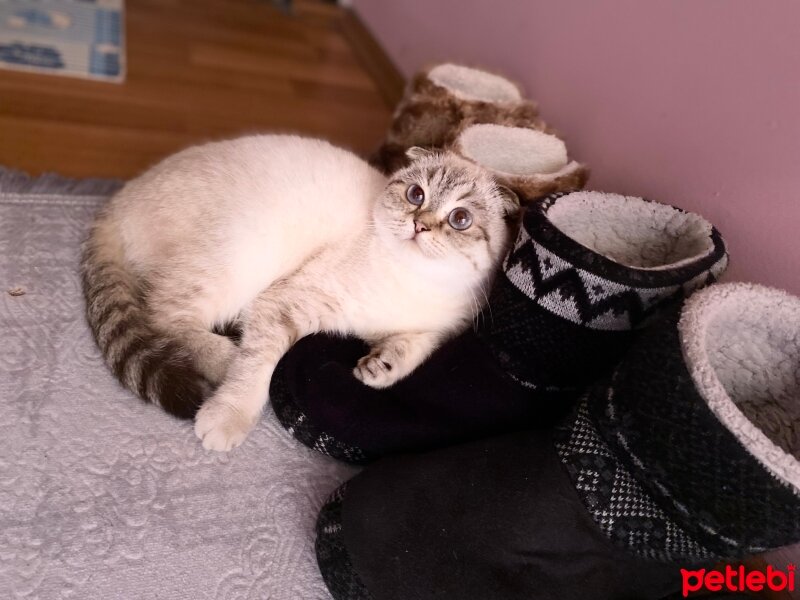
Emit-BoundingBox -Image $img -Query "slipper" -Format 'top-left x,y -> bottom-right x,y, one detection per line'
314,283 -> 800,600
452,123 -> 588,203
371,63 -> 542,173
270,190 -> 728,464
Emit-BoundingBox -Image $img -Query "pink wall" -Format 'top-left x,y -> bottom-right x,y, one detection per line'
354,0 -> 800,295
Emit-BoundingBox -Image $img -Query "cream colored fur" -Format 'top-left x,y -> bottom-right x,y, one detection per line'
454,124 -> 588,199
459,124 -> 568,175
93,135 -> 517,451
428,64 -> 522,103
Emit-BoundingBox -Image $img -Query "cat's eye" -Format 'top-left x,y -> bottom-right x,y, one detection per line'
448,207 -> 473,231
406,184 -> 425,206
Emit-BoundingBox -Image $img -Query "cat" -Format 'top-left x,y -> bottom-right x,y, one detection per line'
82,135 -> 519,451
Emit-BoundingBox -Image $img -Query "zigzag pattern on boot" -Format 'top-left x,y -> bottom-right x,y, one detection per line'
506,237 -> 649,327
504,228 -> 682,330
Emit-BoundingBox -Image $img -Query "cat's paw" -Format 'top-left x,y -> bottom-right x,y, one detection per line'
194,396 -> 257,452
353,352 -> 400,389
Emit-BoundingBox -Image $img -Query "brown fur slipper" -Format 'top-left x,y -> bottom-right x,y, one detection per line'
451,123 -> 589,202
371,63 -> 546,173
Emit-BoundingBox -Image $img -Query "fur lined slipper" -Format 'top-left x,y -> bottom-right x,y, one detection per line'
313,283 -> 800,600
270,191 -> 728,464
452,124 -> 588,202
371,64 -> 549,174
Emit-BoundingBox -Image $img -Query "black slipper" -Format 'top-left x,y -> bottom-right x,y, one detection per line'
270,191 -> 728,464
314,283 -> 800,600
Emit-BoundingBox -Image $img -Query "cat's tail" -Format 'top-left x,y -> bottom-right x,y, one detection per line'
81,213 -> 210,419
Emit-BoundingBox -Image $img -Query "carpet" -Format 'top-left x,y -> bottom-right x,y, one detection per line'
0,167 -> 356,599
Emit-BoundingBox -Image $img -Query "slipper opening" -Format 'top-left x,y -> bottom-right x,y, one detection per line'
546,192 -> 715,270
680,284 -> 800,487
428,64 -> 522,103
458,124 -> 569,177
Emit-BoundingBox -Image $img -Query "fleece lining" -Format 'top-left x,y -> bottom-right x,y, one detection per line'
457,123 -> 569,176
547,192 -> 715,270
428,64 -> 522,103
679,284 -> 800,489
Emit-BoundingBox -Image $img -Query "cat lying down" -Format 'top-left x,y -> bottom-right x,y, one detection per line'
82,135 -> 519,451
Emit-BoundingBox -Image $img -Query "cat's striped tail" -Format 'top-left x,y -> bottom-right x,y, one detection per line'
81,214 -> 210,419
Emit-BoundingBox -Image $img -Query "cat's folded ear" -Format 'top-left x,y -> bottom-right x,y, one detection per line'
405,146 -> 436,161
497,184 -> 521,219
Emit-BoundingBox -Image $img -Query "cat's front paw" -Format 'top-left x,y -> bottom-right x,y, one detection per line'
194,396 -> 258,452
353,352 -> 400,389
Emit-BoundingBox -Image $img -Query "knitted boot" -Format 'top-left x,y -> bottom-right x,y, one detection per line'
371,63 -> 543,173
270,191 -> 728,464
314,283 -> 800,600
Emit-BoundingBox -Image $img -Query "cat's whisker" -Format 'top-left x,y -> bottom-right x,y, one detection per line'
477,281 -> 493,330
474,290 -> 485,331
463,284 -> 480,329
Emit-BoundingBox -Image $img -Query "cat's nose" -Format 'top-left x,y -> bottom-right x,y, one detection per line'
414,220 -> 429,234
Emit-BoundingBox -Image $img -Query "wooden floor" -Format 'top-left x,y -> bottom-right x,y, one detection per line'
0,0 -> 401,179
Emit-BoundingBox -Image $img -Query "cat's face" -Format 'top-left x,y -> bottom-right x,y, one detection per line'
373,148 -> 520,284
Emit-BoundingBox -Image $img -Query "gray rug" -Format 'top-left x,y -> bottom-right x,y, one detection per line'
0,168 -> 356,599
